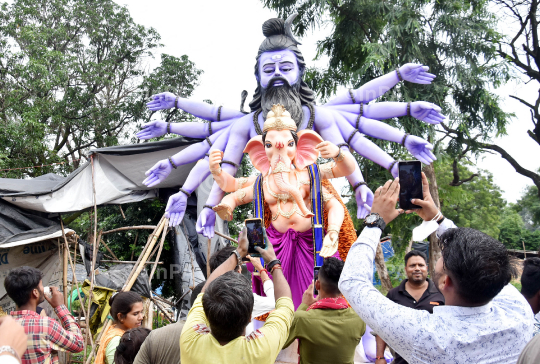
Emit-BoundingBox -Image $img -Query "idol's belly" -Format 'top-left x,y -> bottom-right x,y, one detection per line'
267,200 -> 313,234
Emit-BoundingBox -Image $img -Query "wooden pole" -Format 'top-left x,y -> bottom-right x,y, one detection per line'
102,225 -> 157,235
130,232 -> 139,261
101,260 -> 163,264
63,241 -> 69,306
148,225 -> 168,283
522,241 -> 527,259
99,238 -> 119,261
214,231 -> 238,244
374,242 -> 393,293
207,238 -> 212,278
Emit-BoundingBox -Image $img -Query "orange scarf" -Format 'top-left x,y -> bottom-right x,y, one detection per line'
94,325 -> 125,364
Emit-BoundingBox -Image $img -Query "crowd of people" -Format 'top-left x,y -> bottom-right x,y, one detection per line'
1,173 -> 540,364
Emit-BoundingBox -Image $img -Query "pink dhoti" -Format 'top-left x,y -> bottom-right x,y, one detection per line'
247,224 -> 340,309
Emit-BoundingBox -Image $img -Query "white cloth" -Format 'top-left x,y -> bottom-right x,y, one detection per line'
0,355 -> 19,364
339,218 -> 535,364
251,279 -> 275,319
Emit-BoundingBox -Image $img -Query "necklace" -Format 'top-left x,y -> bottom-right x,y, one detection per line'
264,172 -> 310,220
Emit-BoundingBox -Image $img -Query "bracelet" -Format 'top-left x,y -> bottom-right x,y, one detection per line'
231,250 -> 242,269
407,101 -> 411,116
179,188 -> 191,197
401,133 -> 410,146
167,120 -> 171,134
270,264 -> 282,273
396,68 -> 403,81
348,88 -> 356,104
326,224 -> 340,235
266,259 -> 281,272
333,149 -> 345,162
174,96 -> 179,109
0,346 -> 21,364
260,268 -> 269,275
168,156 -> 178,169
437,216 -> 445,225
387,160 -> 397,173
203,204 -> 214,210
375,357 -> 385,360
352,181 -> 367,191
210,167 -> 222,176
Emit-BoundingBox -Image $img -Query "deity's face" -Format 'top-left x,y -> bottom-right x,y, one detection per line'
258,49 -> 300,89
264,129 -> 297,169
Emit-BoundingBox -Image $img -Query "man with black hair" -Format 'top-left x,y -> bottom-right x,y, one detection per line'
375,249 -> 444,364
340,173 -> 534,363
283,257 -> 365,364
5,266 -> 83,364
521,257 -> 540,336
180,227 -> 294,364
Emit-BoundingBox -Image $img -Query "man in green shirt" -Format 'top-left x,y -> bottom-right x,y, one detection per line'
283,257 -> 366,364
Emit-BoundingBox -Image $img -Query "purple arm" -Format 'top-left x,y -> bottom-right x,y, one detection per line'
325,64 -> 436,105
136,119 -> 233,140
146,92 -> 245,121
326,101 -> 446,125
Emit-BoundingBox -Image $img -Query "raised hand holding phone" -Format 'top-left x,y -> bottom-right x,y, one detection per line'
302,281 -> 319,307
245,218 -> 267,257
398,160 -> 423,210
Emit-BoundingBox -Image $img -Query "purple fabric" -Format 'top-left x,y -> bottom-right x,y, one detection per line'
247,224 -> 340,309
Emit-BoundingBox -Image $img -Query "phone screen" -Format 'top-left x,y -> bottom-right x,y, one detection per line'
313,266 -> 321,296
398,161 -> 423,210
245,218 -> 266,256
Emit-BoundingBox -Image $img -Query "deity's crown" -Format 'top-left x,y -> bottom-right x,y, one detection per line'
263,104 -> 297,133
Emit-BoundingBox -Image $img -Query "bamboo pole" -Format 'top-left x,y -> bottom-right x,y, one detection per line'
101,260 -> 163,264
522,241 -> 527,259
152,298 -> 174,323
62,240 -> 68,306
125,219 -> 167,290
130,232 -> 139,261
148,225 -> 168,283
99,238 -> 119,260
102,225 -> 157,235
207,238 -> 212,278
215,231 -> 238,244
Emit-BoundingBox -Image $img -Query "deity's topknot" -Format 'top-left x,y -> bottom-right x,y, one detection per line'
262,18 -> 285,37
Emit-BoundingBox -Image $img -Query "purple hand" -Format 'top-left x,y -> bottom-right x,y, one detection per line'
411,102 -> 446,125
136,120 -> 168,140
165,191 -> 188,227
143,159 -> 172,187
146,92 -> 177,111
400,64 -> 436,85
355,184 -> 374,219
196,208 -> 216,238
404,135 -> 436,165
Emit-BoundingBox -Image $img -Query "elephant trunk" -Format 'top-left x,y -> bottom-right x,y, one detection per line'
273,169 -> 314,218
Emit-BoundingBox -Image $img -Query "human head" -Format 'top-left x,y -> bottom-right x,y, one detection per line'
249,17 -> 316,125
434,228 -> 517,306
4,266 -> 44,308
109,291 -> 144,329
114,327 -> 151,364
521,257 -> 540,314
202,271 -> 254,342
404,250 -> 428,284
209,246 -> 239,273
317,257 -> 344,297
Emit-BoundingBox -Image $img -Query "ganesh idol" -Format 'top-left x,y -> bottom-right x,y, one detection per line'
209,104 -> 357,308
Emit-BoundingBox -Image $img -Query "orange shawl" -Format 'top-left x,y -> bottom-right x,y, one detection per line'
94,325 -> 125,364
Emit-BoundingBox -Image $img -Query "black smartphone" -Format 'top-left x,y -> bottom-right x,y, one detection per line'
398,160 -> 423,210
313,266 -> 321,296
245,218 -> 267,257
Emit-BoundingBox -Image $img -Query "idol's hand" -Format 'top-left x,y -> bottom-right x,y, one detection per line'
320,230 -> 339,258
165,192 -> 188,227
209,150 -> 223,173
355,184 -> 374,219
410,102 -> 446,125
399,64 -> 436,85
196,208 -> 216,238
146,92 -> 177,111
143,159 -> 172,187
315,141 -> 339,159
403,135 -> 436,165
136,120 -> 168,140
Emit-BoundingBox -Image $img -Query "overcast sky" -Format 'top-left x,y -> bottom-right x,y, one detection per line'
123,0 -> 539,203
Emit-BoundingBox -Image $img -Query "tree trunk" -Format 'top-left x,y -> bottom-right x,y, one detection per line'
374,242 -> 393,293
423,163 -> 442,277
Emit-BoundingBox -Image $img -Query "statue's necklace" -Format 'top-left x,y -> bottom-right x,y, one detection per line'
264,172 -> 310,220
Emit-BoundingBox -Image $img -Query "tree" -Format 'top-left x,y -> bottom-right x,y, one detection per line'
498,207 -> 540,251
0,0 -> 202,178
514,183 -> 540,230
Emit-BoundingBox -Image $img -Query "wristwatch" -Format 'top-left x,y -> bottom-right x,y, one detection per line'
363,213 -> 386,231
230,250 -> 242,270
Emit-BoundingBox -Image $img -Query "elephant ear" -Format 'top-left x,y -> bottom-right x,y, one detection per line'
244,136 -> 270,174
295,130 -> 324,170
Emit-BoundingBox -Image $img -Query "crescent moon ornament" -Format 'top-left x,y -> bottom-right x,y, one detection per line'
284,13 -> 302,45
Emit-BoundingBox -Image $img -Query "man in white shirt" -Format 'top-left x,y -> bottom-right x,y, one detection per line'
339,173 -> 534,364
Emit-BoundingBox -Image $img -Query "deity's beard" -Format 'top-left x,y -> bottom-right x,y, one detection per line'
261,76 -> 303,128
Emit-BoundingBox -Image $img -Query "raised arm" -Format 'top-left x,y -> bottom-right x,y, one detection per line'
208,150 -> 256,192
256,232 -> 292,302
325,64 -> 436,105
316,141 -> 356,178
146,92 -> 245,121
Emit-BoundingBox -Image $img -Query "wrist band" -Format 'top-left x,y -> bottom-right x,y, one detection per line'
401,133 -> 410,146
260,268 -> 268,275
375,357 -> 385,360
437,216 -> 445,225
179,188 -> 191,197
270,264 -> 282,273
174,96 -> 179,109
396,68 -> 403,81
167,120 -> 171,134
0,346 -> 21,364
407,101 -> 411,116
348,89 -> 356,104
203,204 -> 214,210
168,156 -> 178,169
266,259 -> 281,272
352,181 -> 367,191
217,105 -> 222,121
333,149 -> 345,162
387,160 -> 397,173
231,250 -> 242,269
